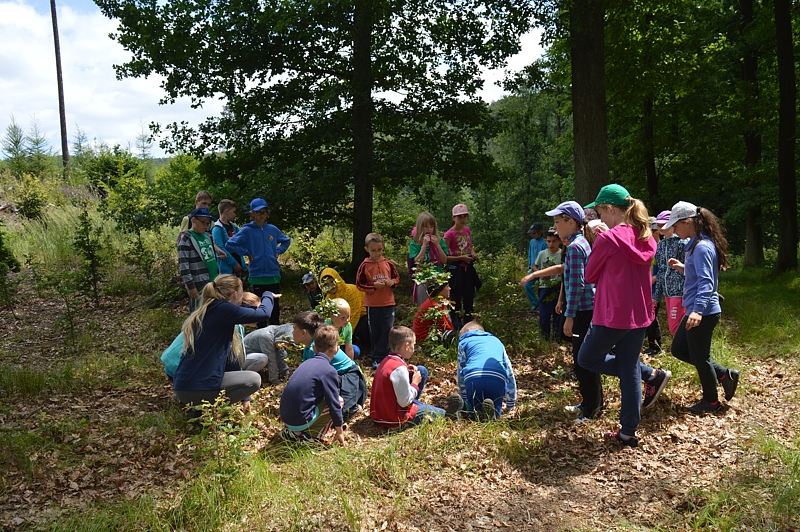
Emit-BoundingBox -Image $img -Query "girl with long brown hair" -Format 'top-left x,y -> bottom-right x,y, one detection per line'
664,202 -> 738,412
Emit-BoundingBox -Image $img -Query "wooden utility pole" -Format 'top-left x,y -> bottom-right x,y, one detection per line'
50,0 -> 70,178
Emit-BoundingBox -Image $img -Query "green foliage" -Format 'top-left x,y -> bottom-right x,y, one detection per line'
77,143 -> 146,194
1,116 -> 59,179
314,297 -> 340,321
0,219 -> 21,314
26,255 -> 81,355
182,394 -> 257,499
151,153 -> 207,226
73,209 -> 106,306
16,174 -> 49,220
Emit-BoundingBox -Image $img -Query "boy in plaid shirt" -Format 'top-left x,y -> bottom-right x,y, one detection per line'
546,201 -> 602,421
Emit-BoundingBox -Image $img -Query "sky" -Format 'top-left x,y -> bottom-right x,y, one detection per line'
0,0 -> 544,158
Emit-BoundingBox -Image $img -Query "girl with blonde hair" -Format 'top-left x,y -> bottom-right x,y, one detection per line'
173,274 -> 276,413
577,185 -> 671,448
409,211 -> 450,305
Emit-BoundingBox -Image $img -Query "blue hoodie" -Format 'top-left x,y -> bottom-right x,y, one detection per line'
457,330 -> 517,409
225,222 -> 291,279
682,233 -> 721,316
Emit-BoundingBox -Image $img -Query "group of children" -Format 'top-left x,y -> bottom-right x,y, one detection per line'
168,189 -> 740,449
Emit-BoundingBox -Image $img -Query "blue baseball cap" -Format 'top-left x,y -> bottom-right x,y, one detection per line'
189,207 -> 216,221
545,201 -> 585,224
250,198 -> 270,212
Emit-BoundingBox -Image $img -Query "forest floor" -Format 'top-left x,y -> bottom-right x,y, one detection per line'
1,271 -> 799,531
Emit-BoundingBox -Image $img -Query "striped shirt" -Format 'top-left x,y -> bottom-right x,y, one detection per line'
563,232 -> 594,318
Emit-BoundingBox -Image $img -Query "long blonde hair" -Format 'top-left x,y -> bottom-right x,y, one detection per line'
412,211 -> 440,245
182,275 -> 244,365
621,197 -> 652,241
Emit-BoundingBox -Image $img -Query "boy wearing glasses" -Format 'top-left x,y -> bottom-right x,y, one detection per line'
178,207 -> 220,311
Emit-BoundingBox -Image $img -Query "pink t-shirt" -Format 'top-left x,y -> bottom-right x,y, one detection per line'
443,226 -> 473,257
585,224 -> 656,329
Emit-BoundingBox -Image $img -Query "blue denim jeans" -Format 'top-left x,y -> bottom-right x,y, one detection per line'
407,365 -> 445,424
578,325 -> 647,436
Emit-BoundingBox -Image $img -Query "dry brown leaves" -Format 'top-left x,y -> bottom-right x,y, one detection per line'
2,281 -> 799,531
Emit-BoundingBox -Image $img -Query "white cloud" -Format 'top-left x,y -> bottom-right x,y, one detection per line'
0,0 -> 223,157
0,0 -> 542,158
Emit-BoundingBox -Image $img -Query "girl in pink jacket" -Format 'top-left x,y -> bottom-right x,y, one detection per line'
577,185 -> 670,448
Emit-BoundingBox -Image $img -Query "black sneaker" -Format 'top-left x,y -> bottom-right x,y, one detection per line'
280,429 -> 313,443
642,368 -> 671,409
445,393 -> 463,420
643,344 -> 661,356
720,369 -> 740,401
481,398 -> 497,421
687,399 -> 721,413
603,429 -> 638,448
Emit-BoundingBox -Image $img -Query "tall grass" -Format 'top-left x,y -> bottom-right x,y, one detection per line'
718,269 -> 800,358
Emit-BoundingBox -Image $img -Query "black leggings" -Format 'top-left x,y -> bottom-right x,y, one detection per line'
671,313 -> 727,402
251,283 -> 281,327
572,309 -> 603,418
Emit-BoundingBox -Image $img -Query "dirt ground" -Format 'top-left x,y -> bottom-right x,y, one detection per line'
2,286 -> 799,531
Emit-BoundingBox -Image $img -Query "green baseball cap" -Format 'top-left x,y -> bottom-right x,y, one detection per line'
584,184 -> 631,209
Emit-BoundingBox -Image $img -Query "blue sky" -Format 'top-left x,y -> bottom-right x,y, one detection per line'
0,0 -> 543,158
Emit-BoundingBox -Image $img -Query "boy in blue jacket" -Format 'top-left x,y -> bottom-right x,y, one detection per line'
279,325 -> 347,446
452,322 -> 517,420
225,198 -> 291,326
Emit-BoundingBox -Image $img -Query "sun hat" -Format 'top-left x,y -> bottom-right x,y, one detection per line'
584,184 -> 631,209
545,201 -> 585,224
189,207 -> 216,221
662,201 -> 698,230
301,272 -> 316,285
250,198 -> 270,212
528,223 -> 544,234
452,204 -> 469,216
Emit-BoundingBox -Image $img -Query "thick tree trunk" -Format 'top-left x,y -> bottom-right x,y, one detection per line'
350,0 -> 374,276
570,0 -> 609,206
741,0 -> 763,268
774,0 -> 797,272
50,0 -> 70,178
642,96 -> 658,207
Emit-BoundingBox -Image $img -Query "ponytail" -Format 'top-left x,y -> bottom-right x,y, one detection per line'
689,208 -> 729,271
622,197 -> 652,241
182,275 -> 243,357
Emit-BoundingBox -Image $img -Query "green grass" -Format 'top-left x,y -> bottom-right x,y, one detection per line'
718,268 -> 800,358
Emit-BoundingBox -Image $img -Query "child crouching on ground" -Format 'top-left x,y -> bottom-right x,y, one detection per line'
370,326 -> 452,428
294,311 -> 367,419
279,325 -> 346,445
412,278 -> 456,346
449,322 -> 517,420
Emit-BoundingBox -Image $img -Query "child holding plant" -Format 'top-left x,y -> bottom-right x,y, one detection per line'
409,211 -> 450,305
412,277 -> 456,345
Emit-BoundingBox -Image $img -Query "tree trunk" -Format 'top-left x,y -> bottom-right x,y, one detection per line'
570,0 -> 609,206
774,0 -> 797,272
642,95 -> 658,207
50,0 -> 70,178
349,0 -> 374,276
741,0 -> 763,268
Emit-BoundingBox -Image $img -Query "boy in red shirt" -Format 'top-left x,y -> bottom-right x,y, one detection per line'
356,233 -> 400,369
370,326 -> 447,428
